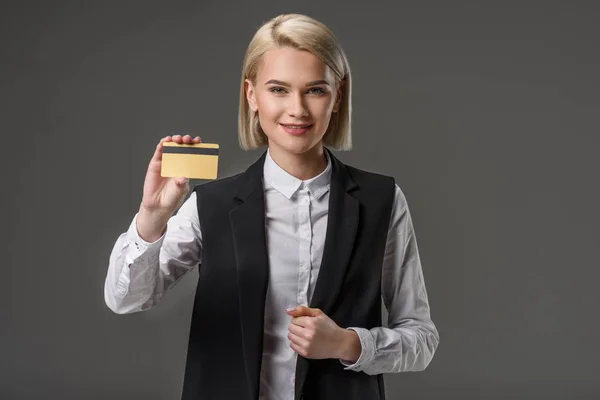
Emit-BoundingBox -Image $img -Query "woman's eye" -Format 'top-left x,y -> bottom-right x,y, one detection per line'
268,87 -> 326,95
269,87 -> 286,94
308,87 -> 326,95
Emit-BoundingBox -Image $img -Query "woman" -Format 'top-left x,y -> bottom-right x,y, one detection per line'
105,13 -> 439,400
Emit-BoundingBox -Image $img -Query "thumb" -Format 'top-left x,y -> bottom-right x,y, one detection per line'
175,177 -> 189,190
286,306 -> 322,317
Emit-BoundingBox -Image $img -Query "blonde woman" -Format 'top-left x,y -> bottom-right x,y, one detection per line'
105,13 -> 439,400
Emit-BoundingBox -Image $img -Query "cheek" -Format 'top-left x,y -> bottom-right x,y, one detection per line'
310,98 -> 334,119
256,96 -> 284,120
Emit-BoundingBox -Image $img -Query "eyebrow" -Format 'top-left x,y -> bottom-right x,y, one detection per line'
264,79 -> 331,87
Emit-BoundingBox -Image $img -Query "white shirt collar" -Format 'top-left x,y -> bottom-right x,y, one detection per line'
263,147 -> 332,200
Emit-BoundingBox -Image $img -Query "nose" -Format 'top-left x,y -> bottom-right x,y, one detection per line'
287,92 -> 308,118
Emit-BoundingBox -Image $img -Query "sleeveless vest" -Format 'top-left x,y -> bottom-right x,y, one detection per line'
181,148 -> 396,400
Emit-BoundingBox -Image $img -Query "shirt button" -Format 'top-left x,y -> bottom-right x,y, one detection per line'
304,232 -> 310,239
302,198 -> 309,205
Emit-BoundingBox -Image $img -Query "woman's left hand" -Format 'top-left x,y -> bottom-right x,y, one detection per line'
286,306 -> 361,361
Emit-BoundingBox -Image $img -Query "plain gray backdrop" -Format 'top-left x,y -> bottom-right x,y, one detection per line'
2,1 -> 599,399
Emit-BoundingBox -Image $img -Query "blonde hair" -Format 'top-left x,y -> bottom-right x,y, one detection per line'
238,14 -> 352,151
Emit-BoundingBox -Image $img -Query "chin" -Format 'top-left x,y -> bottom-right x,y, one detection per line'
269,136 -> 323,156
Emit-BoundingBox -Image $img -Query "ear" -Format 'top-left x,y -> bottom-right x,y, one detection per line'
245,79 -> 258,112
333,81 -> 343,113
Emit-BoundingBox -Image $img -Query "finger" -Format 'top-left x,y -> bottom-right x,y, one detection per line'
290,316 -> 312,327
193,136 -> 201,143
290,341 -> 305,357
288,331 -> 309,348
153,141 -> 165,162
159,136 -> 172,146
287,306 -> 315,317
288,323 -> 309,338
154,136 -> 172,161
175,177 -> 189,186
182,134 -> 193,143
286,306 -> 305,316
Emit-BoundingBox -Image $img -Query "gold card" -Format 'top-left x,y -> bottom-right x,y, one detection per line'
161,142 -> 219,180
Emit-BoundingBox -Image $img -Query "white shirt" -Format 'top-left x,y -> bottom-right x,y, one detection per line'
104,149 -> 439,400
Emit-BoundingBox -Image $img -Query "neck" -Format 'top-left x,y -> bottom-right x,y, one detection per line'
268,143 -> 328,180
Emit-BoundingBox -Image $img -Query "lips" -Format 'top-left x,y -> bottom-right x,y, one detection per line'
280,123 -> 313,128
280,123 -> 313,135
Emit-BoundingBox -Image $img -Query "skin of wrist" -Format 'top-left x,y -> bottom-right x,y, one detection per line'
137,204 -> 170,242
337,328 -> 361,363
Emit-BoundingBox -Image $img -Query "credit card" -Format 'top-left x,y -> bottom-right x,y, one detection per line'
161,142 -> 219,180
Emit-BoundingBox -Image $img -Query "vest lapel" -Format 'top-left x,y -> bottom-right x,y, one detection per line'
230,150 -> 269,400
295,148 -> 360,400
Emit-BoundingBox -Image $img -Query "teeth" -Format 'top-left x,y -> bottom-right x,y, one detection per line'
284,125 -> 308,128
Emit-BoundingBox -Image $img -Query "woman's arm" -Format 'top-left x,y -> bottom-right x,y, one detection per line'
340,185 -> 440,374
104,192 -> 202,314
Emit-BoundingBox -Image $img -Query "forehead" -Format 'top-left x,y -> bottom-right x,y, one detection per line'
257,46 -> 333,83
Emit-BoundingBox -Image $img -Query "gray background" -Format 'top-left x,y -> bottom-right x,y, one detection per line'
2,1 -> 599,399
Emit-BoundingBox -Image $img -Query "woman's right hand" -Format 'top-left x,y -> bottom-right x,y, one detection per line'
141,134 -> 202,214
136,134 -> 201,242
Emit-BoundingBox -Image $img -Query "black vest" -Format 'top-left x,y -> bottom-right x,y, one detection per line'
181,148 -> 396,400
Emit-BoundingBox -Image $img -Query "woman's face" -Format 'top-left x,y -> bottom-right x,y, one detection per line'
245,46 -> 341,157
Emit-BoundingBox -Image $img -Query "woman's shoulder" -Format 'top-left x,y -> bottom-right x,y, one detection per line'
344,163 -> 407,207
345,163 -> 396,187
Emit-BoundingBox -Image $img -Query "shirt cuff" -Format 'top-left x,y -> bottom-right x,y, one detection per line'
124,213 -> 165,264
339,327 -> 376,371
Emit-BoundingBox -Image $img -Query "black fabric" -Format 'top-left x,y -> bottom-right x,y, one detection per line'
181,148 -> 396,400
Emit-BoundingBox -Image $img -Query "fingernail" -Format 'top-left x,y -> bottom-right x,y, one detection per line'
286,307 -> 295,312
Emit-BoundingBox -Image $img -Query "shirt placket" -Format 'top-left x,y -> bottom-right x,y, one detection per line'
297,186 -> 312,306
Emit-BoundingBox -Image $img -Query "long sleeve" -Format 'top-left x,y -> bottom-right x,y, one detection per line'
104,192 -> 202,314
341,184 -> 440,374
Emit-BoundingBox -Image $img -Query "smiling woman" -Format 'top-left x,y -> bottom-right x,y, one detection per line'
104,13 -> 438,400
238,14 -> 351,153
244,46 -> 342,177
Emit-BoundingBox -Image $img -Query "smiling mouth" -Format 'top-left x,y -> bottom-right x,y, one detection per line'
280,123 -> 313,128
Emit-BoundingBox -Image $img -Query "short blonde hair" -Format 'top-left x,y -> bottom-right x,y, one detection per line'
238,14 -> 352,151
